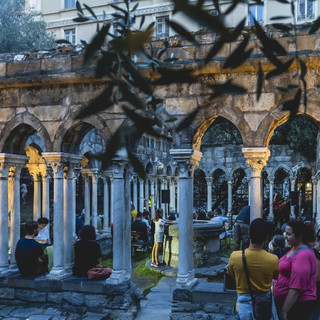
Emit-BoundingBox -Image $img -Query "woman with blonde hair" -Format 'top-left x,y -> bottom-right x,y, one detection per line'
151,209 -> 165,267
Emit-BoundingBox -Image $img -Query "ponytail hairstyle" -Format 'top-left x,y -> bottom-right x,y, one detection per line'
154,208 -> 163,222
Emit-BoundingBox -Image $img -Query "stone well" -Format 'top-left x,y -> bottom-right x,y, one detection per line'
163,220 -> 223,268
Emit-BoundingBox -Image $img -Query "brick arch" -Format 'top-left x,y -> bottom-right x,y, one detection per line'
0,113 -> 52,154
54,117 -> 111,153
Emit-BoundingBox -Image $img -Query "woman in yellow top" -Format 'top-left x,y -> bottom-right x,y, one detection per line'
228,218 -> 279,320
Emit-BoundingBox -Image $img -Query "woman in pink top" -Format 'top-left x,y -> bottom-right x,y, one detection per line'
273,219 -> 317,320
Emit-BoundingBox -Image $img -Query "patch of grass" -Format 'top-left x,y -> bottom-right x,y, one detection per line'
134,257 -> 163,281
142,283 -> 157,296
101,254 -> 113,267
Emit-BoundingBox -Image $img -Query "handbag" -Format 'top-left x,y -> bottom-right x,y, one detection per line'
87,265 -> 112,281
242,249 -> 272,320
224,265 -> 236,291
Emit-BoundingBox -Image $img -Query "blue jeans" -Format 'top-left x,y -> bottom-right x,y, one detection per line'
237,292 -> 278,320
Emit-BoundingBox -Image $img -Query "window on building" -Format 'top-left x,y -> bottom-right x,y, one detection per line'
156,16 -> 169,39
65,0 -> 76,9
297,0 -> 314,21
64,29 -> 76,45
248,4 -> 263,26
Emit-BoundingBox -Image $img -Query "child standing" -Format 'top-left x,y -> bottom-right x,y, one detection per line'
151,209 -> 165,267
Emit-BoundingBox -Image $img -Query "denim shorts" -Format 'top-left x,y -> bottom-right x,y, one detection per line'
154,232 -> 164,243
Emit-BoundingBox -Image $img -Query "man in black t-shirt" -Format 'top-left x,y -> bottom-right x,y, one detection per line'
131,212 -> 148,241
15,221 -> 47,276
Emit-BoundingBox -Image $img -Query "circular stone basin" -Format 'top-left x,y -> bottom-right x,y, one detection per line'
163,220 -> 223,268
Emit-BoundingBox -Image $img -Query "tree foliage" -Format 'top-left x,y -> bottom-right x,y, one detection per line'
0,0 -> 56,53
74,0 -> 320,177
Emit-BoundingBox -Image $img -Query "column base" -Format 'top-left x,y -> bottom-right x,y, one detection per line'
46,267 -> 70,280
176,271 -> 198,289
64,263 -> 74,276
0,264 -> 19,277
267,215 -> 274,222
106,270 -> 127,284
100,230 -> 112,238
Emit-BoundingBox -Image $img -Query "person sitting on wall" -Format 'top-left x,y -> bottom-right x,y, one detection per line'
15,221 -> 48,276
34,217 -> 50,244
73,225 -> 102,277
210,208 -> 229,239
234,206 -> 250,251
75,209 -> 84,237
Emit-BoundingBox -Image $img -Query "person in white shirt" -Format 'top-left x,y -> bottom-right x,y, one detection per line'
209,208 -> 229,239
34,217 -> 50,244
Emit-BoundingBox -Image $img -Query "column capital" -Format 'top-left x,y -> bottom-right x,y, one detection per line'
289,176 -> 296,182
312,176 -> 317,184
170,149 -> 202,178
242,147 -> 270,177
90,169 -> 101,182
206,177 -> 213,185
269,177 -> 275,184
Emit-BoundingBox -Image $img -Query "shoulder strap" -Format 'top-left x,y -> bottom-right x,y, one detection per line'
242,248 -> 254,302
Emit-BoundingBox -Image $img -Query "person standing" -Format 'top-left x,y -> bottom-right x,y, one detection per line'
273,219 -> 317,320
234,206 -> 251,251
20,183 -> 27,203
15,221 -> 47,276
151,209 -> 165,267
228,218 -> 279,319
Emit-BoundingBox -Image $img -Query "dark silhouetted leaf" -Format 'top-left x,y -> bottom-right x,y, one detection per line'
121,56 -> 153,95
168,20 -> 198,44
300,59 -> 307,79
276,85 -> 299,92
75,85 -> 114,119
212,0 -> 221,13
84,23 -> 110,65
282,89 -> 301,120
76,0 -> 84,15
257,62 -> 264,101
229,18 -> 246,42
309,16 -> 320,34
266,59 -> 293,80
98,131 -> 121,170
254,19 -> 287,54
95,52 -> 117,78
274,0 -> 289,3
127,149 -> 146,179
223,37 -> 253,69
205,37 -> 225,63
209,80 -> 246,99
73,16 -> 90,22
173,0 -> 230,36
118,82 -> 146,110
176,108 -> 199,131
165,117 -> 178,123
272,23 -> 292,32
153,68 -> 197,85
112,29 -> 153,52
260,45 -> 283,68
131,3 -> 139,12
139,15 -> 145,29
84,3 -> 97,20
157,48 -> 167,59
110,4 -> 128,15
270,16 -> 291,20
56,39 -> 72,44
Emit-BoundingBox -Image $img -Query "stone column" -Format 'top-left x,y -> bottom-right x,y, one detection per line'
170,149 -> 202,288
43,153 -> 68,279
82,170 -> 91,225
242,148 -> 270,221
269,178 -> 274,220
0,157 -> 10,274
227,177 -> 232,216
110,176 -> 114,224
290,176 -> 296,218
312,177 -> 317,219
41,168 -> 50,220
139,178 -> 144,212
9,163 -> 27,266
72,167 -> 81,236
160,178 -> 166,213
30,170 -> 41,221
91,169 -> 100,230
206,177 -> 213,213
107,160 -> 129,284
145,180 -> 149,211
176,177 -> 180,216
169,178 -> 175,211
133,176 -> 138,211
102,177 -> 111,234
150,177 -> 155,219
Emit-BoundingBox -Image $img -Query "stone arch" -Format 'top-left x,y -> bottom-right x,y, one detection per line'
209,166 -> 226,177
191,112 -> 248,151
0,114 -> 52,154
271,165 -> 293,178
56,120 -> 108,154
146,162 -> 155,175
166,165 -> 173,176
54,115 -> 110,153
